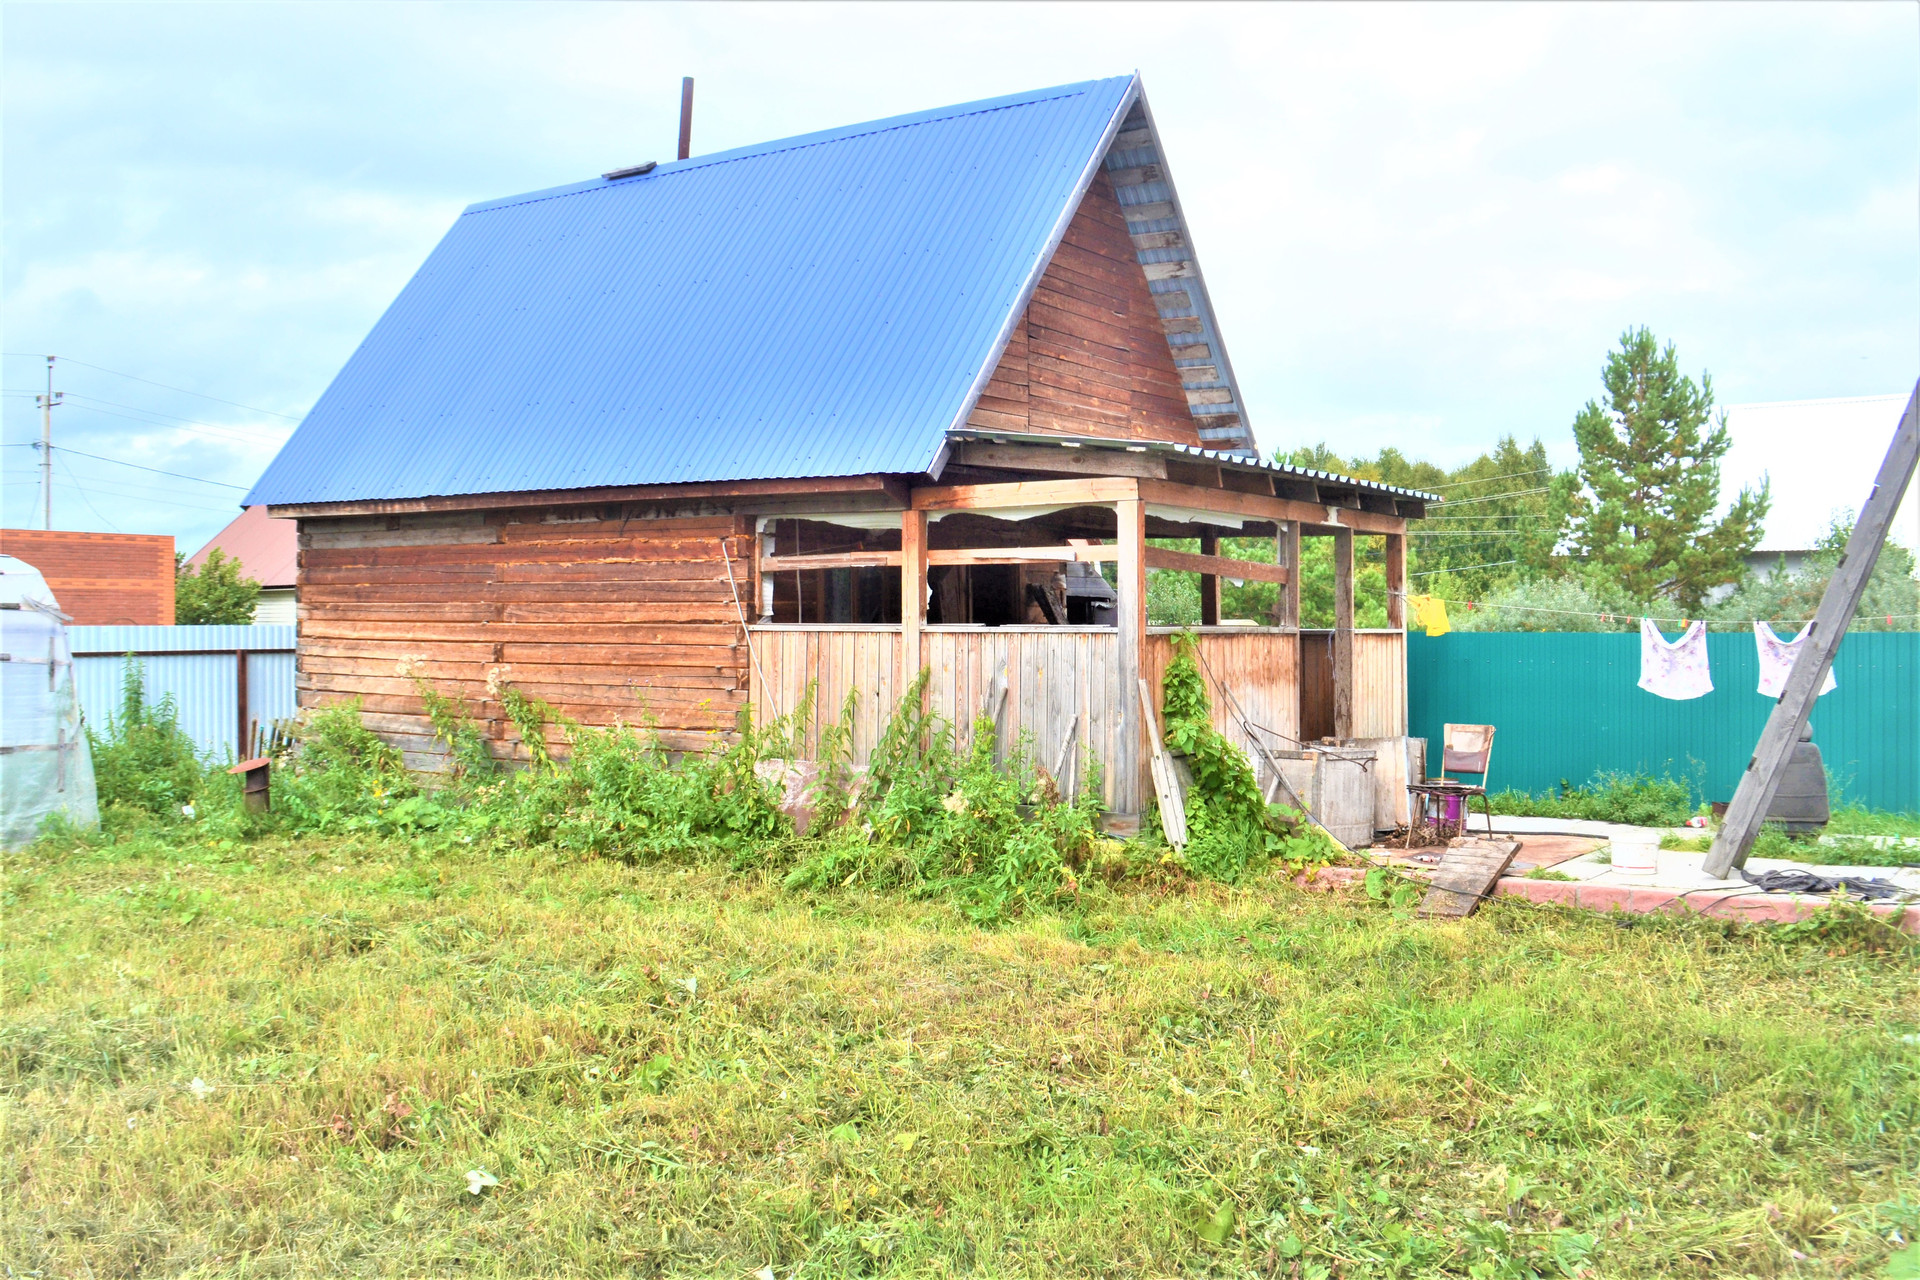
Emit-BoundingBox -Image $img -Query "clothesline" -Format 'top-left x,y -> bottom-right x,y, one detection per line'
1400,591 -> 1920,630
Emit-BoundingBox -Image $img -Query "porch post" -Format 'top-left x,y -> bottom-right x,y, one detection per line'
1332,525 -> 1354,740
901,507 -> 927,688
1117,497 -> 1147,819
1280,520 -> 1301,628
1385,532 -> 1406,629
1198,531 -> 1220,626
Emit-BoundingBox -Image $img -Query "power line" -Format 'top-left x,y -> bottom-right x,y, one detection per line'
1409,559 -> 1520,578
62,392 -> 287,439
1431,486 -> 1555,508
3,353 -> 304,420
47,472 -> 240,514
1427,467 -> 1552,491
50,399 -> 286,449
4,442 -> 250,490
54,453 -> 122,533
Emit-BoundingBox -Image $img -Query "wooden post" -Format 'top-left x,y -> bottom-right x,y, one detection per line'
900,508 -> 928,689
235,649 -> 250,758
1706,381 -> 1919,877
1332,526 -> 1354,740
1199,530 -> 1220,626
1385,533 -> 1406,629
1280,521 -> 1301,628
1117,497 -> 1147,818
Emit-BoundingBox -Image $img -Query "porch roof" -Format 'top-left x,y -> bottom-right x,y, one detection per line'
943,428 -> 1440,505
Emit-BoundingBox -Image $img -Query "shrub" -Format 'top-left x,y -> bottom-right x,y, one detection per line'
1489,771 -> 1694,827
174,547 -> 261,625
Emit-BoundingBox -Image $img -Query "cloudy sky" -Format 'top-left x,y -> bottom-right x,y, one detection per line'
4,2 -> 1915,554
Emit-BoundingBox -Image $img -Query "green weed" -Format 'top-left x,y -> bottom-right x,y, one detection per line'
1490,772 -> 1695,828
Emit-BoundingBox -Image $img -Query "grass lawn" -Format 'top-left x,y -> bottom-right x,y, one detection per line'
4,833 -> 1916,1278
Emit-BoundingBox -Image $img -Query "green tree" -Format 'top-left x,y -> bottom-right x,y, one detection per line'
1714,512 -> 1919,632
175,548 -> 261,624
1565,328 -> 1768,611
1275,437 -> 1569,606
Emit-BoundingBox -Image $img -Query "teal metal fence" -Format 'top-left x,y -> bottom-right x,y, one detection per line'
1407,631 -> 1920,812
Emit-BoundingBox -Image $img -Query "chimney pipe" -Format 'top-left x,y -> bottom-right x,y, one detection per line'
678,77 -> 693,161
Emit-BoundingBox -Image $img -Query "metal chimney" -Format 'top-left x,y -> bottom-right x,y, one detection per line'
678,77 -> 693,160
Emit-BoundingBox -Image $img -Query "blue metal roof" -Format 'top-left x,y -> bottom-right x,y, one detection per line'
248,77 -> 1147,508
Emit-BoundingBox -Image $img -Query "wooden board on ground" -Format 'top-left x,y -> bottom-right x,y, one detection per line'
1417,839 -> 1522,918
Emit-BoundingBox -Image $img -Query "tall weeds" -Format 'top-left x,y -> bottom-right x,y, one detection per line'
70,664 -> 1325,922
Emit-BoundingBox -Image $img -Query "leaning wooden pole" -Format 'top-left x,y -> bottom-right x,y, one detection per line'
1704,380 -> 1919,878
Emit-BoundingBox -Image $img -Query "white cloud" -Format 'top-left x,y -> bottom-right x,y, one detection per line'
3,1 -> 1913,547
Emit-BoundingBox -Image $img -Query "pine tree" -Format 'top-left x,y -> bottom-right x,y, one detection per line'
1566,327 -> 1768,611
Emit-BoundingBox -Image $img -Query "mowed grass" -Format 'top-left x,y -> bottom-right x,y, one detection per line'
3,834 -> 1916,1278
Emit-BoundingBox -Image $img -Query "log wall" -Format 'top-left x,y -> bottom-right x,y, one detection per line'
297,508 -> 752,764
965,170 -> 1203,446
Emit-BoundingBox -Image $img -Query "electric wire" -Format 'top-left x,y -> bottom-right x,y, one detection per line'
3,442 -> 249,490
1408,559 -> 1519,578
2,353 -> 304,420
54,398 -> 289,448
54,473 -> 242,512
61,392 -> 287,439
1429,486 -> 1555,507
1427,467 -> 1553,490
53,453 -> 122,533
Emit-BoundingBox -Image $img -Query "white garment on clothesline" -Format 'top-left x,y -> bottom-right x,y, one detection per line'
1753,621 -> 1837,699
1638,618 -> 1713,700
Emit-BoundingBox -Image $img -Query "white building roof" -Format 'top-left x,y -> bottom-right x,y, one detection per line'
1719,393 -> 1917,553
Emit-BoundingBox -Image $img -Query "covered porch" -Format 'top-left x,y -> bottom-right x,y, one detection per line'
744,462 -> 1416,830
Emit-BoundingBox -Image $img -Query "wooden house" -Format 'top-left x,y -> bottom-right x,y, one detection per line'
248,76 -> 1431,828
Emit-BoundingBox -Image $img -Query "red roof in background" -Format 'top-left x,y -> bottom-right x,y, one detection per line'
190,505 -> 297,589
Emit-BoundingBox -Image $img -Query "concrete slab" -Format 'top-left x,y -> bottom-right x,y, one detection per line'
1345,821 -> 1919,933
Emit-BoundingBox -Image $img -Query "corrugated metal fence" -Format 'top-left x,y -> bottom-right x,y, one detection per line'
68,625 -> 297,761
1407,632 -> 1920,812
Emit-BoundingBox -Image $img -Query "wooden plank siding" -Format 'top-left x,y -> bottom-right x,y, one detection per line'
747,626 -> 901,763
296,509 -> 754,766
966,170 -> 1204,446
1352,629 -> 1408,739
1145,628 -> 1302,776
1299,628 -> 1404,743
922,627 -> 1130,813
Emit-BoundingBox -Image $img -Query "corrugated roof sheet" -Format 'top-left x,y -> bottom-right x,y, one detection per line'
945,428 -> 1441,502
188,505 -> 298,588
248,77 -> 1146,507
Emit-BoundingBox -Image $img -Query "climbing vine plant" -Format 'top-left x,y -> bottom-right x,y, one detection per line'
1161,633 -> 1337,882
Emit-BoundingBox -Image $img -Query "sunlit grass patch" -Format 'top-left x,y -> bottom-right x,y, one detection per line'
3,834 -> 1915,1277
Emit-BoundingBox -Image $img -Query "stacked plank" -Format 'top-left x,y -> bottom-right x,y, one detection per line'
297,508 -> 751,766
966,170 -> 1201,446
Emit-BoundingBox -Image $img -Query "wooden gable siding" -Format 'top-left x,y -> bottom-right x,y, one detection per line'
966,170 -> 1201,445
296,509 -> 750,764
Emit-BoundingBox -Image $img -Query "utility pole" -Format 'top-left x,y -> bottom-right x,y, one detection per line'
34,355 -> 62,530
1705,380 -> 1919,878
